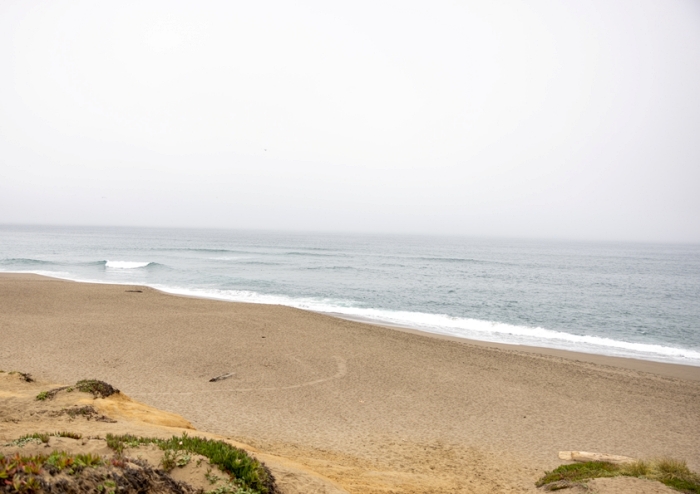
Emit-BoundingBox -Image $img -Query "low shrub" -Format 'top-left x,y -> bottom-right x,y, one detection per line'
105,433 -> 275,493
537,458 -> 700,493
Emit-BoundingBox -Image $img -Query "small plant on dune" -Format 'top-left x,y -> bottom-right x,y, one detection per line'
206,468 -> 222,485
74,453 -> 102,468
54,431 -> 82,439
75,379 -> 119,398
652,457 -> 700,493
97,479 -> 118,494
537,458 -> 700,493
105,433 -> 155,455
35,391 -> 49,401
46,451 -> 75,473
161,449 -> 177,472
9,431 -> 84,447
621,459 -> 650,477
11,433 -> 50,446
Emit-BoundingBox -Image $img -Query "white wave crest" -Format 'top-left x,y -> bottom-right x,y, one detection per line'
105,261 -> 151,269
152,285 -> 700,366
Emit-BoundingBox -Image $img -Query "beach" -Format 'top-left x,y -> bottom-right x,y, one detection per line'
2,273 -> 699,493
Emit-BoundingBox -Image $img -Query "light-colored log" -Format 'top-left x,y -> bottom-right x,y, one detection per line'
558,451 -> 637,464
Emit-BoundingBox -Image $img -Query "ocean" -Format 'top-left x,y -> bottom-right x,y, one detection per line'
1,224 -> 699,366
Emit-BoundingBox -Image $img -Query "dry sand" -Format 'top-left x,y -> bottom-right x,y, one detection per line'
1,273 -> 699,493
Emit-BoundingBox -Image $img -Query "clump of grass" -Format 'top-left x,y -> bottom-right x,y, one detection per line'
75,379 -> 119,398
105,433 -> 275,493
160,449 -> 191,471
537,458 -> 700,493
8,431 -> 83,448
654,458 -> 700,493
54,431 -> 82,440
105,433 -> 156,455
35,391 -> 49,401
11,433 -> 50,446
536,461 -> 619,490
621,459 -> 650,477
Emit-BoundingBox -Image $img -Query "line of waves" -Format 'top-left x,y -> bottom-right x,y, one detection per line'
0,258 -> 57,266
154,285 -> 700,366
0,258 -> 165,270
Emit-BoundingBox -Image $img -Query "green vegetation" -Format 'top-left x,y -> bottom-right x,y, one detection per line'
75,379 -> 119,398
97,479 -> 117,494
536,459 -> 700,492
160,448 -> 191,471
2,430 -> 267,493
54,431 -> 82,439
8,431 -> 83,448
9,433 -> 50,446
33,380 -> 116,402
45,451 -> 103,473
105,432 -> 275,493
0,450 -> 103,492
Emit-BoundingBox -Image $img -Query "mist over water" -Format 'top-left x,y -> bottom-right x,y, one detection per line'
1,225 -> 699,365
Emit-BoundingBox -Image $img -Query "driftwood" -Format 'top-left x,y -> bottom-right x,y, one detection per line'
558,451 -> 637,464
209,373 -> 234,382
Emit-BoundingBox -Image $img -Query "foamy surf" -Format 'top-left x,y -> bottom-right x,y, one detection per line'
153,285 -> 700,367
105,261 -> 152,269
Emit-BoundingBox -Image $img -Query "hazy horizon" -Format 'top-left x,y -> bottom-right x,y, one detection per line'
2,1 -> 699,243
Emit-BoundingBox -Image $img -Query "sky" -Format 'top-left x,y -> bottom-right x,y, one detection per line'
1,1 -> 699,242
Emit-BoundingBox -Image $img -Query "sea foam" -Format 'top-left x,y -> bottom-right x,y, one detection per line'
105,261 -> 152,269
153,285 -> 700,366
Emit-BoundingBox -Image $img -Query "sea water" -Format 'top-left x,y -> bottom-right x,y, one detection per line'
1,224 -> 699,366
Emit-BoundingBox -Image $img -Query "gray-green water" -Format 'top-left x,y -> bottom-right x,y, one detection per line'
1,225 -> 699,365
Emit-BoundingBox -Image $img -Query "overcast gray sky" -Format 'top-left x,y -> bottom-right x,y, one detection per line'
1,1 -> 699,242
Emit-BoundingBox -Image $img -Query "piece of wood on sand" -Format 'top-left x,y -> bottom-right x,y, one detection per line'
209,373 -> 234,382
559,451 -> 637,464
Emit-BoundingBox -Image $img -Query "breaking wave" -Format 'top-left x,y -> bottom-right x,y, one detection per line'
104,260 -> 155,269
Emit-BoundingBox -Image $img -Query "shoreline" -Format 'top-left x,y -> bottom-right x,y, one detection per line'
3,273 -> 700,492
332,313 -> 700,381
4,271 -> 700,380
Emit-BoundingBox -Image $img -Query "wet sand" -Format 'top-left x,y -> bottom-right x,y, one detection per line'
2,273 -> 699,493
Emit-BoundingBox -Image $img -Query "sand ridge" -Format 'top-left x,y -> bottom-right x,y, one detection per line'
0,371 -> 348,494
2,274 -> 699,493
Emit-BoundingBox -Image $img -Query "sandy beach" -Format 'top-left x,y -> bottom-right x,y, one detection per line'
1,273 -> 699,493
